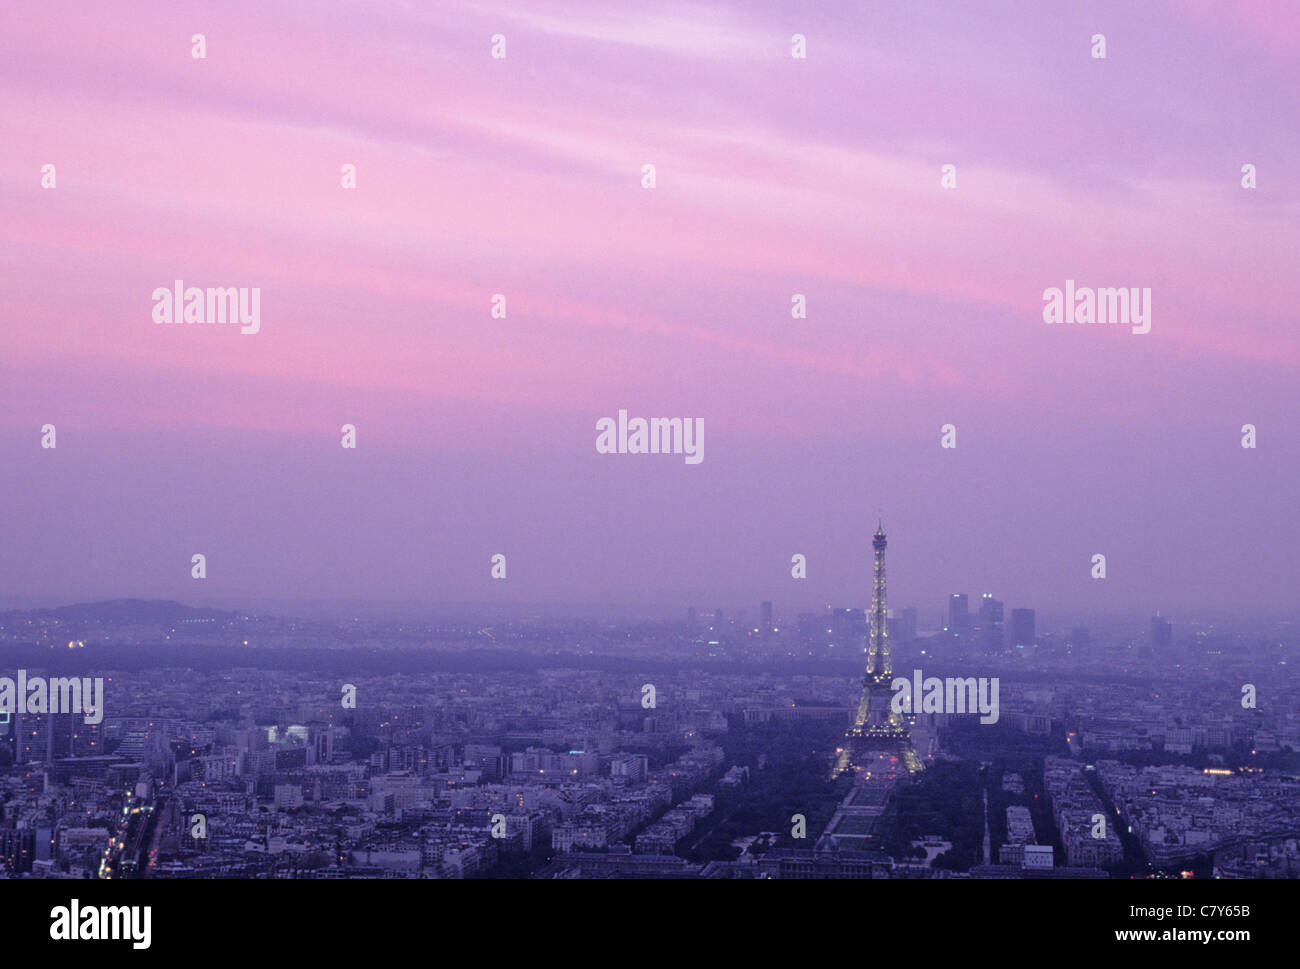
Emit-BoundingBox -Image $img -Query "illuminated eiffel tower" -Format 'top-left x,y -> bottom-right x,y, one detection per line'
833,518 -> 923,777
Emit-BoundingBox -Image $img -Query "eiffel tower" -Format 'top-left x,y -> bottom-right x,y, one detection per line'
833,518 -> 923,777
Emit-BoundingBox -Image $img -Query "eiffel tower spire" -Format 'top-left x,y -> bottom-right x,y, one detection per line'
866,518 -> 890,680
834,518 -> 923,777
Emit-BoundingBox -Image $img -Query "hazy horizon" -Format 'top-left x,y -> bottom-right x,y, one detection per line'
0,593 -> 1293,634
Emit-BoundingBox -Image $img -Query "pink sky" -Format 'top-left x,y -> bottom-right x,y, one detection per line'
1,0 -> 1297,618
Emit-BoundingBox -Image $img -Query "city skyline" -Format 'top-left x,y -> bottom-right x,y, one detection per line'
2,0 -> 1299,917
0,589 -> 1291,885
0,588 -> 1260,632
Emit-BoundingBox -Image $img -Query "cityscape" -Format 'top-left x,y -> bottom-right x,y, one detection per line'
1,0 -> 1293,949
1,523 -> 1295,881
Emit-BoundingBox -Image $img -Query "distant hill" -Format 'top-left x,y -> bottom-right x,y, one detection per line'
1,599 -> 238,624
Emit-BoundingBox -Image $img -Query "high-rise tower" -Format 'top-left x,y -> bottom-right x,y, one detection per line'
866,523 -> 890,680
834,519 -> 923,777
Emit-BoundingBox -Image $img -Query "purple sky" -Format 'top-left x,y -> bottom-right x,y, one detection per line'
1,0 -> 1298,617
